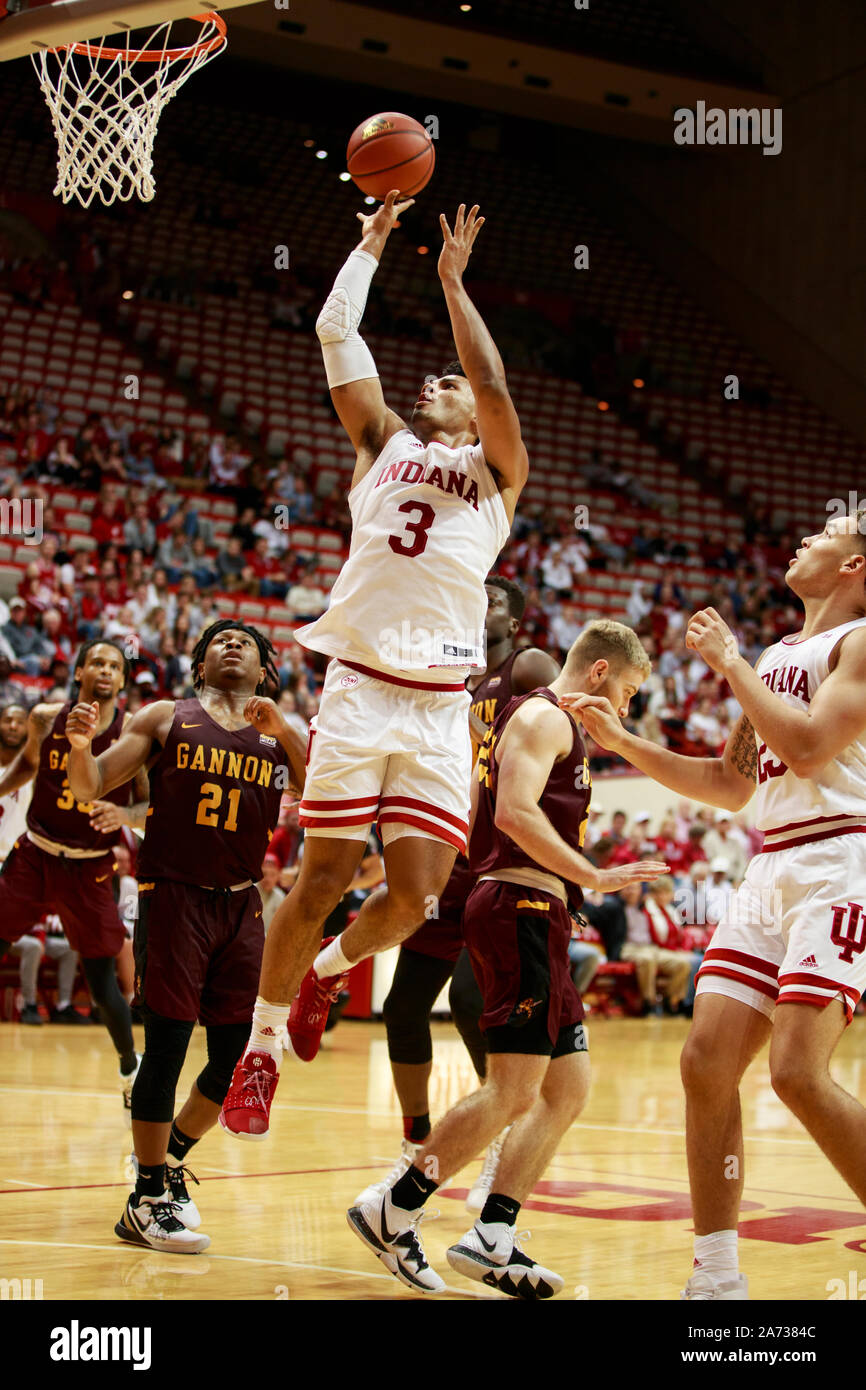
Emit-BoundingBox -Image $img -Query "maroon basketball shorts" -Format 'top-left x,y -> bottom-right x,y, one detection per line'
0,833 -> 126,958
402,854 -> 475,964
463,878 -> 585,1057
135,879 -> 264,1025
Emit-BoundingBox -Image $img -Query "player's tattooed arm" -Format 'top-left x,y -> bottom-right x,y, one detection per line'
724,713 -> 758,788
724,627 -> 866,778
566,694 -> 755,811
0,701 -> 62,797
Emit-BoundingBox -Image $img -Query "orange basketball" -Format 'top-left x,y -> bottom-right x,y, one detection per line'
346,112 -> 435,200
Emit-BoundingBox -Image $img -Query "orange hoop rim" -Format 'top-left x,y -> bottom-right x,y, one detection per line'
60,10 -> 226,61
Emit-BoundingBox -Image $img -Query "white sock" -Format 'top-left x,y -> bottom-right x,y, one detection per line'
56,997 -> 71,1011
314,934 -> 354,978
247,997 -> 289,1065
693,1230 -> 738,1281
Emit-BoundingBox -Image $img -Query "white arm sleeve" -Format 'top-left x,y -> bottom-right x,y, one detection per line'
315,247 -> 380,389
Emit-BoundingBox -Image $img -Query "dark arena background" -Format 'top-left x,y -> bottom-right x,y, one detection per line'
0,0 -> 864,1355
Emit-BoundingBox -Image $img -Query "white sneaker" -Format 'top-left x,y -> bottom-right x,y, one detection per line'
166,1156 -> 203,1230
465,1126 -> 510,1215
447,1221 -> 563,1299
354,1139 -> 422,1207
347,1188 -> 445,1294
129,1154 -> 202,1230
120,1053 -> 141,1126
115,1191 -> 210,1254
680,1270 -> 749,1300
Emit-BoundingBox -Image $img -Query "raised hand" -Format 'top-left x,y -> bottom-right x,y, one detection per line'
65,701 -> 99,751
438,203 -> 485,283
356,188 -> 415,246
685,607 -> 740,674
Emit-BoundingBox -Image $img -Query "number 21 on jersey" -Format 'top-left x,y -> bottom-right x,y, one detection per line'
196,782 -> 240,831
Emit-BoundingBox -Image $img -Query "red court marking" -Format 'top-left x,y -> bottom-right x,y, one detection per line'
551,1156 -> 866,1207
0,1163 -> 385,1196
438,1182 -> 866,1247
8,1171 -> 864,1250
739,1208 -> 866,1245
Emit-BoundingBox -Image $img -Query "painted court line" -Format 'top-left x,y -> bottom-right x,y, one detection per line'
0,1083 -> 818,1146
0,1163 -> 391,1196
0,1084 -> 391,1118
0,1238 -> 499,1299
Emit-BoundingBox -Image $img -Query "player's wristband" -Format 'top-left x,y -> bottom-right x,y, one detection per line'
315,248 -> 380,389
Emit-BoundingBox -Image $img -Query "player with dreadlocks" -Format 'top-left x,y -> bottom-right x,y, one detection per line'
0,638 -> 149,1102
66,621 -> 307,1253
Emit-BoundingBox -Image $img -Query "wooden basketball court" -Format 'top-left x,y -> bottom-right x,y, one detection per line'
1,1015 -> 865,1301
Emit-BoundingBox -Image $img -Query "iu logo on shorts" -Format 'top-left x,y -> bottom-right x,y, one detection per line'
830,901 -> 866,964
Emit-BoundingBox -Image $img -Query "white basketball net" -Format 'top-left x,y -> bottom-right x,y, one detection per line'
32,12 -> 227,208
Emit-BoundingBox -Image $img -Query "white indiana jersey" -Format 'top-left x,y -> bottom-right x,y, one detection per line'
295,429 -> 510,680
0,778 -> 32,863
752,617 -> 866,833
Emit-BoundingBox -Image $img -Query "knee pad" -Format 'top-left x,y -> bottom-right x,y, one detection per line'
448,954 -> 487,1080
448,951 -> 483,1029
131,1014 -> 195,1123
384,987 -> 434,1065
196,1023 -> 250,1105
383,950 -> 453,1065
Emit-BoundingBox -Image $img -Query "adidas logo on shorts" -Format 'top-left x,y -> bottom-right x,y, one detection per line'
797,954 -> 819,969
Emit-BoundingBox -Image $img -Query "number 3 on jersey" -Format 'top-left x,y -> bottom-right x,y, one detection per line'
388,501 -> 436,558
757,742 -> 787,784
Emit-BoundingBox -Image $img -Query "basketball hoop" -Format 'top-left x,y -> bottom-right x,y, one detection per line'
32,10 -> 227,208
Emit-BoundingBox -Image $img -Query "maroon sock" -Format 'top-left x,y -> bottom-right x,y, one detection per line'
402,1113 -> 431,1143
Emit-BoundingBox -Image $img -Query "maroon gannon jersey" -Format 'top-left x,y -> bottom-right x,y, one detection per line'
27,703 -> 131,851
137,698 -> 286,889
469,688 -> 592,912
468,648 -> 520,754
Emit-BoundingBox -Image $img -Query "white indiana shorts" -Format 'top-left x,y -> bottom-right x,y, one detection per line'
696,830 -> 866,1024
299,659 -> 472,852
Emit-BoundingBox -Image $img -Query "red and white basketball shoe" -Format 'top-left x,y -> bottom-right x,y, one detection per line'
680,1270 -> 748,1300
287,936 -> 351,1062
218,1050 -> 279,1140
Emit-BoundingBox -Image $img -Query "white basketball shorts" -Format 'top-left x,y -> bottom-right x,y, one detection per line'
696,830 -> 866,1023
299,659 -> 472,851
